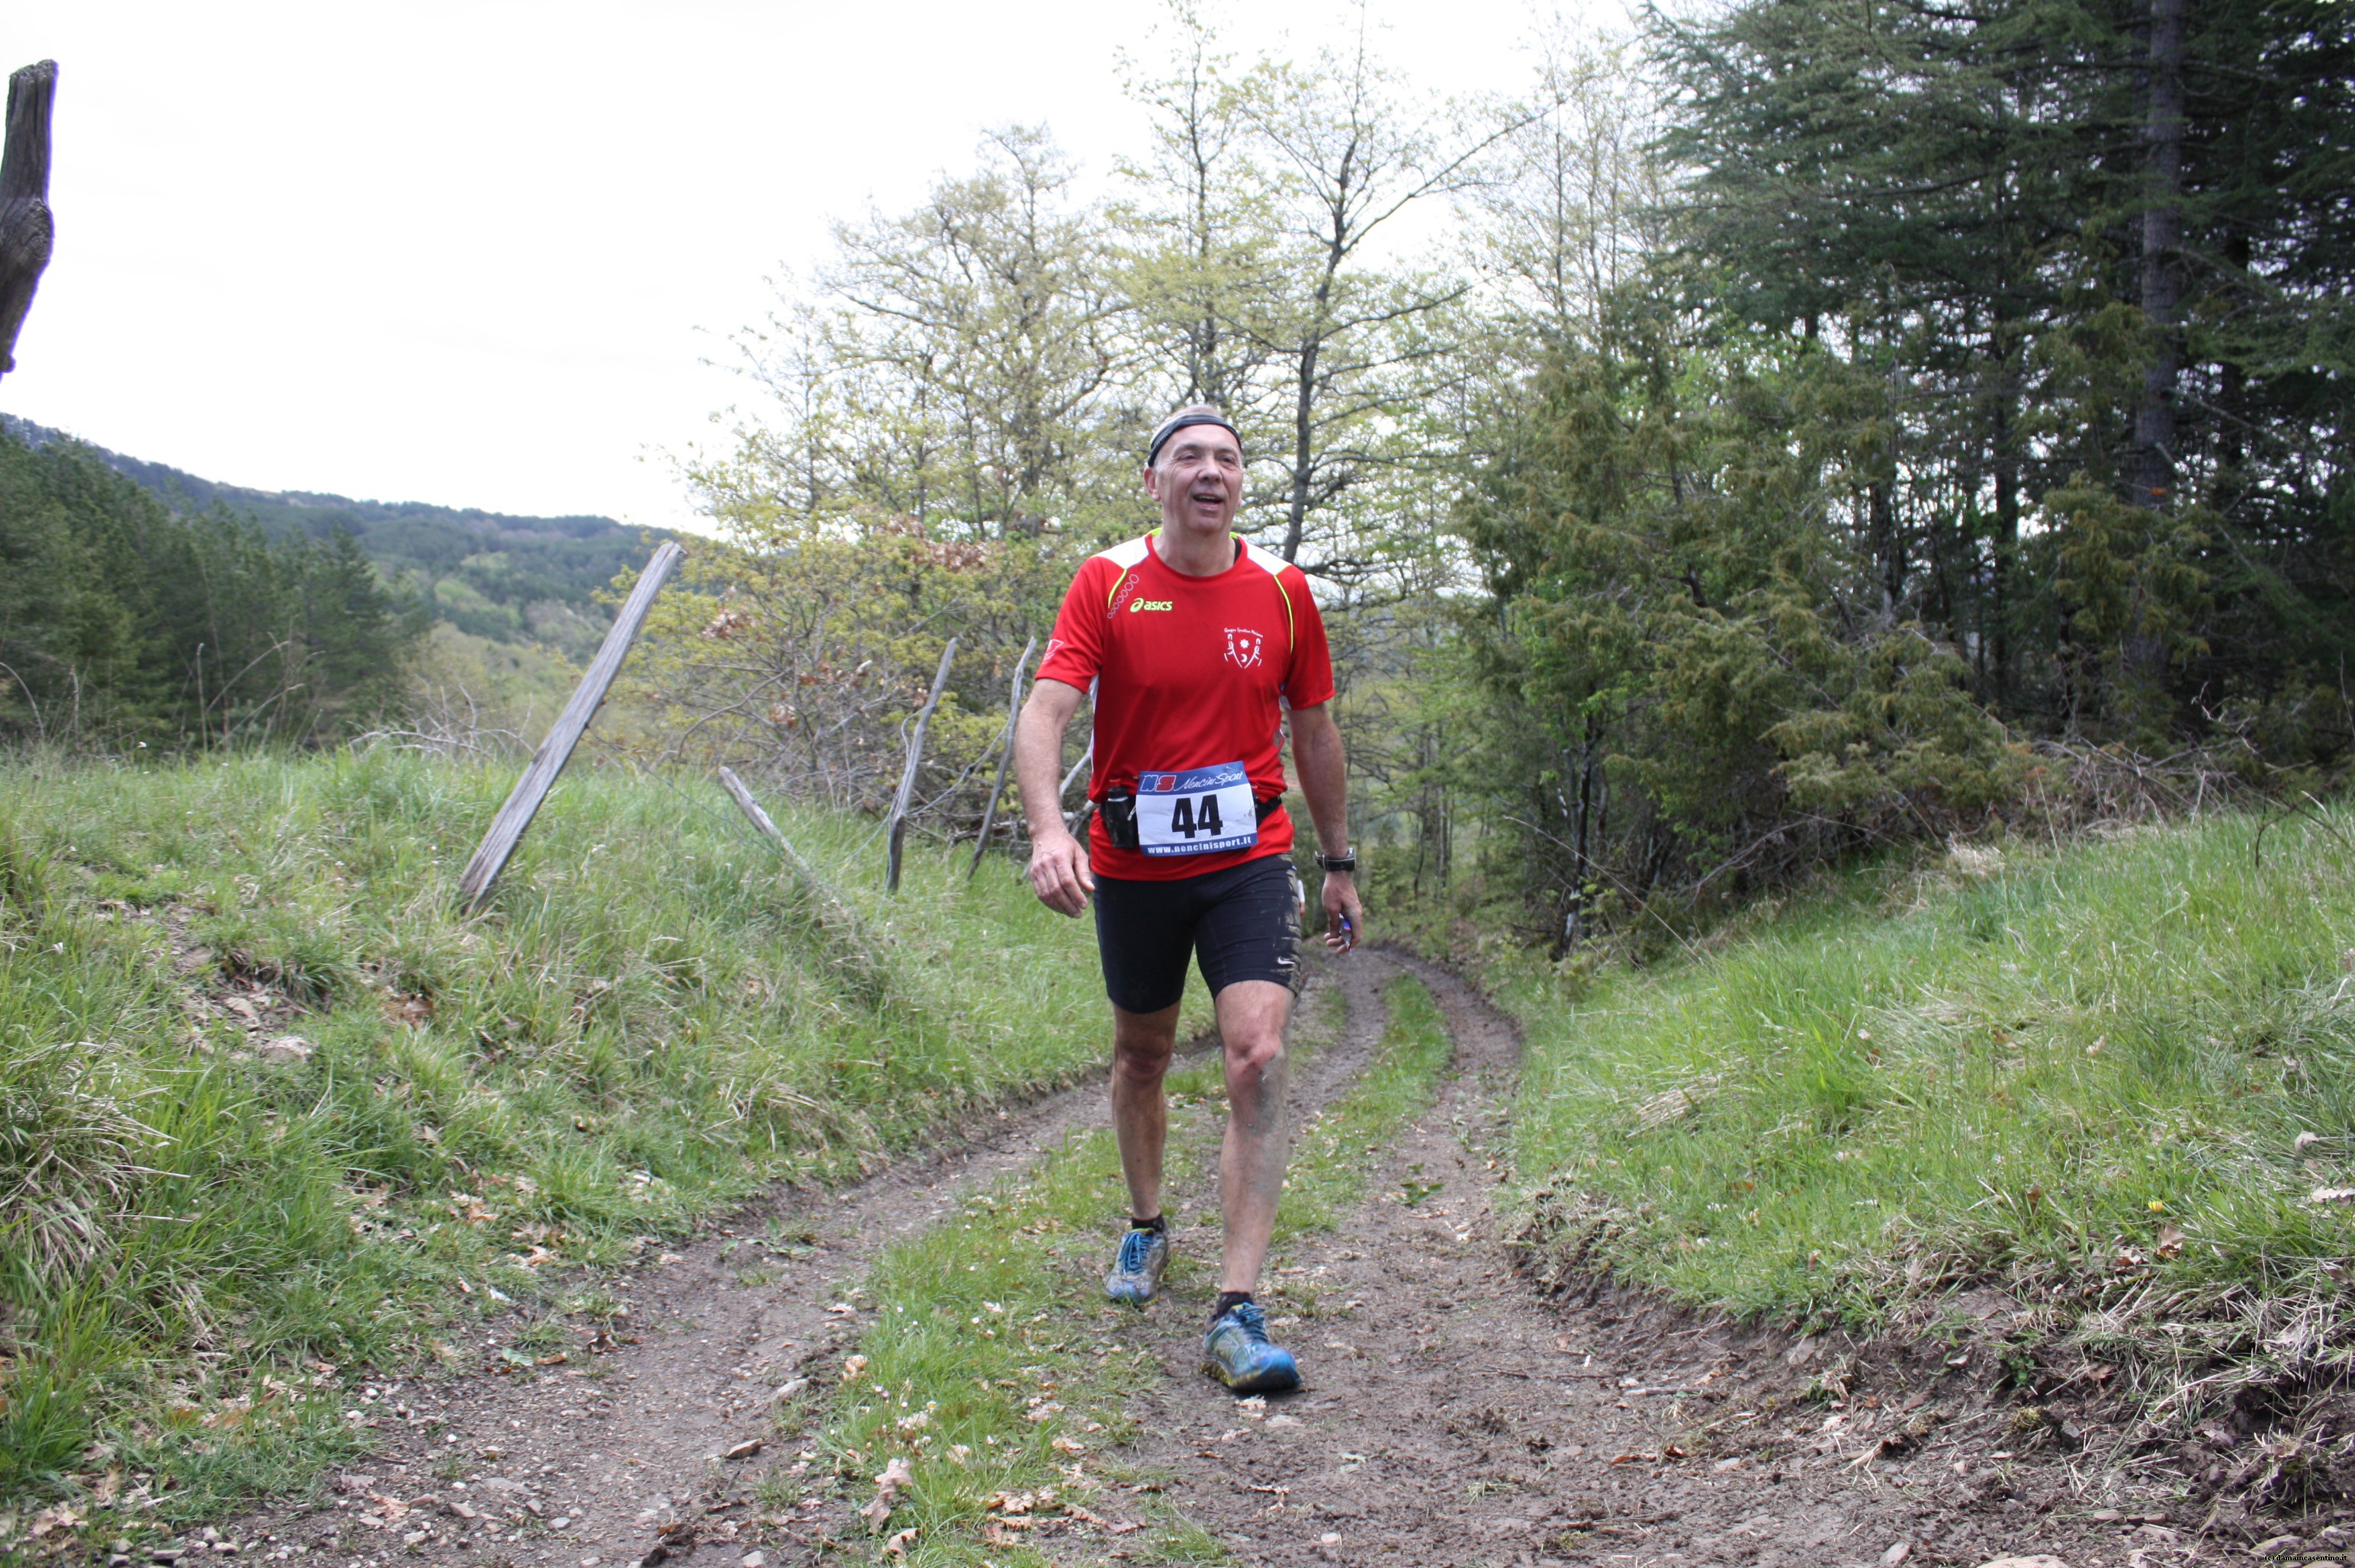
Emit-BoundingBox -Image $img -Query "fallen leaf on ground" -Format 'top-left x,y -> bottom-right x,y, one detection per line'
861,1455 -> 914,1533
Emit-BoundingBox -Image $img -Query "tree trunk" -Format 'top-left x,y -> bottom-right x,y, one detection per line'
2135,0 -> 2186,504
0,60 -> 57,378
1992,390 -> 2019,707
1282,329 -> 1321,564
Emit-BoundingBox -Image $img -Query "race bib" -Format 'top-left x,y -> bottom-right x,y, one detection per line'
1135,761 -> 1258,856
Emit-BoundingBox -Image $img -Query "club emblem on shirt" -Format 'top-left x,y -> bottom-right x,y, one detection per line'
1223,627 -> 1266,670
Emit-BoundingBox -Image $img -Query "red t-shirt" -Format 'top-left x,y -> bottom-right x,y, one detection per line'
1036,531 -> 1335,881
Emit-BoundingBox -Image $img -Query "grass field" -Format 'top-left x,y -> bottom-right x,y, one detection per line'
0,750 -> 1198,1528
1505,805 -> 2355,1419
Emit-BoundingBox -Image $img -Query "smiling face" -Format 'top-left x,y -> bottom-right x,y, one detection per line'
1144,422 -> 1245,541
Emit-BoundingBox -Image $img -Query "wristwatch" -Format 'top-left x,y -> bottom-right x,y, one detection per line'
1316,850 -> 1357,873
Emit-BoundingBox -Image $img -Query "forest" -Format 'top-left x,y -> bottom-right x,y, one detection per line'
0,430 -> 419,746
630,0 -> 2353,949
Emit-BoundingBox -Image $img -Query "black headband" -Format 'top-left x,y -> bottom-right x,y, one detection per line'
1147,413 -> 1241,468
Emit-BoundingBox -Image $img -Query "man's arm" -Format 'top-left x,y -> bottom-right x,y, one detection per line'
1015,676 -> 1093,916
1287,702 -> 1363,950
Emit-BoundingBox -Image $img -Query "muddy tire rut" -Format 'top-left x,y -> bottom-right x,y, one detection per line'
239,949 -> 2231,1568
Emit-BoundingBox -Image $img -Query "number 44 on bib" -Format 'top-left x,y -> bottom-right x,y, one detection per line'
1135,760 -> 1259,856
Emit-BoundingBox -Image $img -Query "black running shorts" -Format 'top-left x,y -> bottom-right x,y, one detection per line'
1092,855 -> 1302,1015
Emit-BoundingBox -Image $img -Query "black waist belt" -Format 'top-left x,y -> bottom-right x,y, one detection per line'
1097,791 -> 1284,850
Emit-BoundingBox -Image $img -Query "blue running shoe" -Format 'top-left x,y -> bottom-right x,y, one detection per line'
1201,1301 -> 1300,1393
1104,1226 -> 1170,1306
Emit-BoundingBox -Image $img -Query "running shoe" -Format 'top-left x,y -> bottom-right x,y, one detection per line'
1201,1301 -> 1300,1393
1104,1226 -> 1170,1306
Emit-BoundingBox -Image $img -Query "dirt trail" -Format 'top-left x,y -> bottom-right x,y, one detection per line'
229,950 -> 2275,1568
235,1053 -> 1184,1566
1123,951 -> 2222,1568
233,964 -> 1386,1568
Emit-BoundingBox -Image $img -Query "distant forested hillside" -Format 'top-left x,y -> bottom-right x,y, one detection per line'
0,415 -> 669,657
0,426 -> 421,745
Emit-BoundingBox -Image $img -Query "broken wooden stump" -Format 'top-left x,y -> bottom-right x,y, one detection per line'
1,60 -> 59,378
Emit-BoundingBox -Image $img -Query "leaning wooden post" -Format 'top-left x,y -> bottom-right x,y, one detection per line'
717,765 -> 856,922
885,639 -> 957,895
966,635 -> 1036,879
0,60 -> 59,378
717,766 -> 886,1000
1058,739 -> 1092,834
457,540 -> 683,912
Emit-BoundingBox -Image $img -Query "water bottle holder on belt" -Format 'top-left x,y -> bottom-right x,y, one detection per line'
1098,789 -> 1280,850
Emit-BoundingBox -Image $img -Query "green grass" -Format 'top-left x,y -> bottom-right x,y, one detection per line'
802,970 -> 1456,1564
0,748 -> 1202,1544
1506,806 -> 2355,1419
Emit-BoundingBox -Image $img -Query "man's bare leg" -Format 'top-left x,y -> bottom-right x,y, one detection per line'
1110,1002 -> 1180,1221
1213,979 -> 1293,1293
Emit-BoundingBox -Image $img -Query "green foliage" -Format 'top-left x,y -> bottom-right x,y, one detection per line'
0,429 -> 424,747
1456,300 -> 2017,941
1508,805 -> 2355,1415
0,750 -> 1194,1523
1647,0 -> 2355,747
627,512 -> 1075,814
3,414 -> 663,655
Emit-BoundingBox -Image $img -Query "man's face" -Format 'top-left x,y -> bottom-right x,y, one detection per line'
1145,426 -> 1244,536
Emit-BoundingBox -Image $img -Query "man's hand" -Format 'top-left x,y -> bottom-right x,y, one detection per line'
1014,679 -> 1092,915
1322,870 -> 1363,953
1028,827 -> 1095,917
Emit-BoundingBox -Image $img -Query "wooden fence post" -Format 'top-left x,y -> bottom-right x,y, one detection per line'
716,766 -> 886,999
966,635 -> 1036,879
1,60 -> 59,378
457,539 -> 683,912
1059,740 -> 1092,834
885,640 -> 957,894
717,766 -> 855,921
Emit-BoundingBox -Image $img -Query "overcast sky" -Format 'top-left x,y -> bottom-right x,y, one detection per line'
1,1 -> 1619,529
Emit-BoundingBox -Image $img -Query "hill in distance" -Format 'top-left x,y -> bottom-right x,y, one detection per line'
1,413 -> 673,659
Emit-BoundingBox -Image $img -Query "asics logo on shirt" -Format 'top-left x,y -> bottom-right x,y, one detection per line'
1129,599 -> 1174,612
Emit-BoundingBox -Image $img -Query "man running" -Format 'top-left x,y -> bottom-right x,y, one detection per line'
1014,403 -> 1362,1396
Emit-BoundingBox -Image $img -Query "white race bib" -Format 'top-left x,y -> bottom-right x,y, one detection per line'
1135,761 -> 1258,856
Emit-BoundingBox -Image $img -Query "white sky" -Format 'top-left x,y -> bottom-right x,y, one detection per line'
0,1 -> 1619,530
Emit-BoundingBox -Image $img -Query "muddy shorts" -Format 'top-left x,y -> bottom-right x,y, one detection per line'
1092,855 -> 1303,1015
